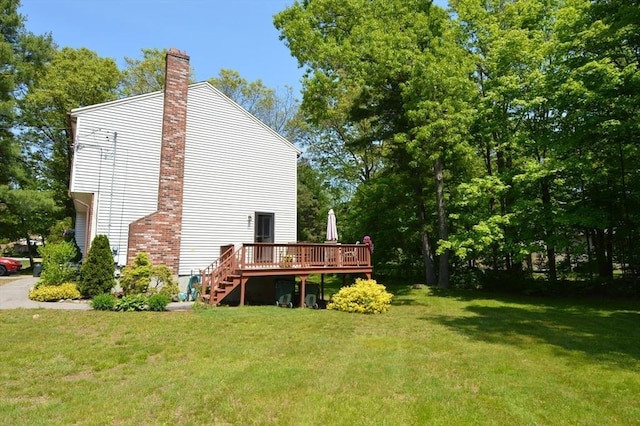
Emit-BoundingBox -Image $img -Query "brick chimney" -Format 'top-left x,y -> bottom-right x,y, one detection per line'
127,48 -> 190,273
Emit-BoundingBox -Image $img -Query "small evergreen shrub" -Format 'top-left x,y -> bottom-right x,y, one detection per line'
119,253 -> 178,300
29,282 -> 81,302
147,293 -> 170,311
78,235 -> 115,298
91,293 -> 117,311
114,294 -> 148,311
328,278 -> 393,314
38,242 -> 79,286
119,252 -> 152,295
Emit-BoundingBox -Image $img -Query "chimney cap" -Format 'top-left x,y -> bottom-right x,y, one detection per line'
167,48 -> 189,60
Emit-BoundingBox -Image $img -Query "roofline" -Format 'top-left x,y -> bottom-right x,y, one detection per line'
69,82 -> 301,156
196,82 -> 301,156
69,90 -> 163,116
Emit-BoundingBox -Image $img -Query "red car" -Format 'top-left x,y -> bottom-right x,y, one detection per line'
0,257 -> 22,276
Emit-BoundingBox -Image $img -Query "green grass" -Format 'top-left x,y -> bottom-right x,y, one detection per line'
1,281 -> 639,425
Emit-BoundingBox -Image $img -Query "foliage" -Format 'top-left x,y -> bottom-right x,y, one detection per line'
119,252 -> 152,295
78,234 -> 114,298
146,293 -> 170,312
297,158 -> 331,242
114,294 -> 148,312
19,47 -> 121,220
119,47 -> 195,97
328,278 -> 393,314
37,241 -> 79,286
46,217 -> 72,244
0,0 -> 53,189
63,229 -> 82,263
90,293 -> 117,311
119,252 -> 178,298
0,187 -> 60,254
276,0 -> 477,288
208,69 -> 299,137
28,282 -> 81,302
149,264 -> 179,299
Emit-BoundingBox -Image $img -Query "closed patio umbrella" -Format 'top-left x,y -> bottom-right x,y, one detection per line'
326,209 -> 338,242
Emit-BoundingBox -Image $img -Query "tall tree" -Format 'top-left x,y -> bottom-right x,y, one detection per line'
275,0 -> 475,287
0,0 -> 54,246
449,0 -> 566,282
0,0 -> 52,187
19,47 -> 121,219
554,0 -> 640,279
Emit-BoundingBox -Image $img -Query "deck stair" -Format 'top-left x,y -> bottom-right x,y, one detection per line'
200,248 -> 241,305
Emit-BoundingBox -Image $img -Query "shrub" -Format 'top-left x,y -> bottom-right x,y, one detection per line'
63,229 -> 83,263
119,252 -> 152,295
114,294 -> 148,312
328,278 -> 393,314
120,253 -> 178,299
91,293 -> 117,311
38,242 -> 79,286
78,235 -> 115,298
29,282 -> 81,302
147,293 -> 170,311
47,218 -> 72,244
150,264 -> 179,300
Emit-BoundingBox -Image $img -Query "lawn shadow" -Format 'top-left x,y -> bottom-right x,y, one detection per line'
424,301 -> 640,370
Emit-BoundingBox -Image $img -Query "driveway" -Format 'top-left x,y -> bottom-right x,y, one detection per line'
0,275 -> 90,310
0,275 -> 193,311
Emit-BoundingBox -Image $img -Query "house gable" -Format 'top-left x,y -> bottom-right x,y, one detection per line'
69,50 -> 299,276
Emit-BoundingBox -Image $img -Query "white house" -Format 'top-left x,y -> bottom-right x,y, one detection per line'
69,48 -> 300,277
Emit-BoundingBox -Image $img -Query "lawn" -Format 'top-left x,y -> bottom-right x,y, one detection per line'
1,280 -> 638,425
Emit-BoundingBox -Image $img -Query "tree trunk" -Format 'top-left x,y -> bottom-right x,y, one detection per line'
595,229 -> 613,279
417,203 -> 437,285
541,179 -> 556,283
434,157 -> 449,288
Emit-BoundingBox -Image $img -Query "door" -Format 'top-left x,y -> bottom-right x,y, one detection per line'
255,212 -> 274,262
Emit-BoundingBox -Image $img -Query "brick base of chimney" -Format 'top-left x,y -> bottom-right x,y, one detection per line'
128,211 -> 181,273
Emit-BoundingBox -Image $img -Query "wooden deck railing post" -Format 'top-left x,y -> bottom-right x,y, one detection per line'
299,274 -> 307,308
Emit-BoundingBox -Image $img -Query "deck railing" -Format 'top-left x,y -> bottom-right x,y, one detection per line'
237,243 -> 371,270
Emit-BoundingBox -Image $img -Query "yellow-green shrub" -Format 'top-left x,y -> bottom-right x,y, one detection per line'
328,278 -> 393,314
29,282 -> 82,302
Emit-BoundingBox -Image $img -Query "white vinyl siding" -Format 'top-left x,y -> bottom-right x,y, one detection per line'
70,83 -> 299,275
179,84 -> 298,275
70,93 -> 164,263
74,211 -> 87,256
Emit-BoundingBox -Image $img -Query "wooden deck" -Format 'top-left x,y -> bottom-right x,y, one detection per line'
200,243 -> 373,306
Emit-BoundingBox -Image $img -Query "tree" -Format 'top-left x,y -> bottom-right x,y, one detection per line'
19,47 -> 121,219
119,47 -> 195,96
78,234 -> 115,298
208,69 -> 299,137
297,158 -> 331,242
275,0 -> 475,287
553,0 -> 640,279
0,186 -> 59,263
0,0 -> 53,188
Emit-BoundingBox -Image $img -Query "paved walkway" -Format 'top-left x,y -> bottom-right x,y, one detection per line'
0,275 -> 193,311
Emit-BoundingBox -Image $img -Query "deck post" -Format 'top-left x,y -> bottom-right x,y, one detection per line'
240,277 -> 248,306
299,274 -> 308,308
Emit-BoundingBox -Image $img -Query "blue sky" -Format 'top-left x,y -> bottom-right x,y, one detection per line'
20,0 -> 448,95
